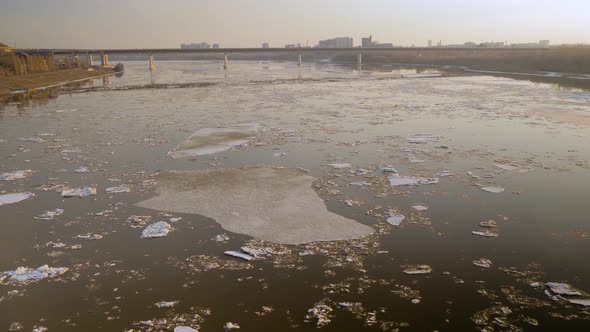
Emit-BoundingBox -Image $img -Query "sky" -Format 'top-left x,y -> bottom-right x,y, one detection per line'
1,0 -> 589,49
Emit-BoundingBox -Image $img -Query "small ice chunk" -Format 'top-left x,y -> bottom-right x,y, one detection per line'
403,265 -> 432,275
386,212 -> 405,226
174,327 -> 198,332
272,152 -> 287,157
473,258 -> 492,268
141,221 -> 172,239
412,205 -> 429,211
76,233 -> 103,240
73,166 -> 90,173
406,134 -> 440,144
326,163 -> 352,169
0,265 -> 68,285
0,170 -> 32,181
61,187 -> 97,198
472,230 -> 499,238
568,299 -> 590,307
481,186 -> 505,193
478,220 -> 497,228
32,326 -> 48,332
388,174 -> 438,186
105,185 -> 131,194
376,167 -> 398,174
546,282 -> 582,296
436,170 -> 455,177
224,322 -> 240,330
0,192 -> 35,206
408,158 -> 425,163
213,234 -> 230,242
411,299 -> 421,304
155,301 -> 178,308
354,168 -> 370,175
350,181 -> 371,187
34,208 -> 64,221
224,251 -> 254,261
18,137 -> 44,143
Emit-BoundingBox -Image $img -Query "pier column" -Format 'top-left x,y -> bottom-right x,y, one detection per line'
223,52 -> 229,71
149,53 -> 156,71
101,52 -> 109,67
74,53 -> 80,68
87,53 -> 93,66
357,52 -> 362,73
298,51 -> 302,66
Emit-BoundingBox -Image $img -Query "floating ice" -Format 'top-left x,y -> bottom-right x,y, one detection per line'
326,163 -> 352,169
406,134 -> 440,144
0,170 -> 32,181
169,123 -> 260,158
494,163 -> 533,174
305,304 -> 333,327
386,211 -> 405,226
402,73 -> 443,78
0,265 -> 68,285
34,208 -> 64,221
546,282 -> 582,296
62,187 -> 97,198
412,205 -> 429,211
141,221 -> 172,239
350,181 -> 371,187
472,230 -> 499,238
174,327 -> 198,332
388,174 -> 438,186
224,322 -> 240,330
213,234 -> 230,242
403,265 -> 432,275
76,233 -> 103,240
155,301 -> 178,308
568,299 -> 590,307
0,192 -> 35,206
473,258 -> 492,268
436,170 -> 455,177
225,251 -> 254,261
105,185 -> 131,194
73,166 -> 90,173
478,220 -> 497,228
18,137 -> 44,143
136,167 -> 373,244
376,167 -> 398,174
481,186 -> 505,193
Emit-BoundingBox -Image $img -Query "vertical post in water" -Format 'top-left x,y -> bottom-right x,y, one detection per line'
74,53 -> 80,68
101,52 -> 109,67
149,53 -> 155,71
87,53 -> 93,66
223,52 -> 229,78
298,50 -> 302,66
357,52 -> 362,73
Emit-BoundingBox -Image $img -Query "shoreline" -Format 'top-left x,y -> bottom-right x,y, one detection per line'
0,67 -> 116,101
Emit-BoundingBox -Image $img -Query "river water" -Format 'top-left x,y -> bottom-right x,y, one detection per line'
1,61 -> 590,331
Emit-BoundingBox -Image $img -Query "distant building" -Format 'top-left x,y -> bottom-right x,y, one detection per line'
362,36 -> 373,48
317,37 -> 353,48
181,42 -> 211,49
212,43 -> 220,49
262,42 -> 269,48
428,40 -> 432,48
539,40 -> 550,47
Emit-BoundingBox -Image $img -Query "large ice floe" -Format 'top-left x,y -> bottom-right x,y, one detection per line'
0,192 -> 35,206
168,123 -> 260,158
137,167 -> 373,244
0,265 -> 68,285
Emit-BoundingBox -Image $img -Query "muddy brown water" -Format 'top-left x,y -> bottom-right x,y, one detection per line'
1,61 -> 590,331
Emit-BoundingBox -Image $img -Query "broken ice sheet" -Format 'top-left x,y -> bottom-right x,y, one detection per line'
480,186 -> 505,193
411,205 -> 429,211
155,301 -> 178,308
473,258 -> 493,268
388,174 -> 438,186
0,265 -> 68,285
472,230 -> 499,238
34,208 -> 64,221
168,123 -> 259,158
326,163 -> 352,169
61,187 -> 97,198
0,192 -> 35,206
0,170 -> 32,181
105,185 -> 131,194
403,265 -> 432,275
141,221 -> 173,239
386,211 -> 405,226
224,251 -> 254,261
136,167 -> 373,244
406,134 -> 440,144
546,282 -> 582,296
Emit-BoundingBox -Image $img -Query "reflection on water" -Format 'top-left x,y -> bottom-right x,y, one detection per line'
0,61 -> 589,331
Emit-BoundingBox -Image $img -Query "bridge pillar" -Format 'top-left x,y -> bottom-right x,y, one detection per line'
87,53 -> 93,66
298,51 -> 302,66
74,53 -> 80,68
223,52 -> 229,71
357,52 -> 362,73
149,53 -> 156,71
101,52 -> 109,67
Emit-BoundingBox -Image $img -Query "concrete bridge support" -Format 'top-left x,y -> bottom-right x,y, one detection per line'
223,53 -> 229,71
87,53 -> 93,66
357,52 -> 362,73
101,52 -> 109,67
298,51 -> 302,66
149,53 -> 156,71
73,53 -> 80,67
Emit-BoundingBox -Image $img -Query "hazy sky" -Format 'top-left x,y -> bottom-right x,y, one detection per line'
1,0 -> 589,48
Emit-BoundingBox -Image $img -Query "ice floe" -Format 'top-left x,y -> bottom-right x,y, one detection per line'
403,265 -> 432,275
169,123 -> 260,158
386,211 -> 405,226
472,230 -> 499,238
61,187 -> 97,198
546,282 -> 582,296
388,174 -> 438,186
473,258 -> 492,268
105,185 -> 131,194
174,327 -> 198,332
141,221 -> 173,239
34,208 -> 64,221
0,265 -> 68,285
480,186 -> 505,193
0,192 -> 35,206
224,251 -> 254,261
0,170 -> 32,181
136,167 -> 373,244
326,163 -> 352,169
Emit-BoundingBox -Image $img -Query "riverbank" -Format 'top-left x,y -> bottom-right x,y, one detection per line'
0,67 -> 115,100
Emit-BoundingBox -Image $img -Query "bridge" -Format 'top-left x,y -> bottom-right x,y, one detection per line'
17,47 -> 550,72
